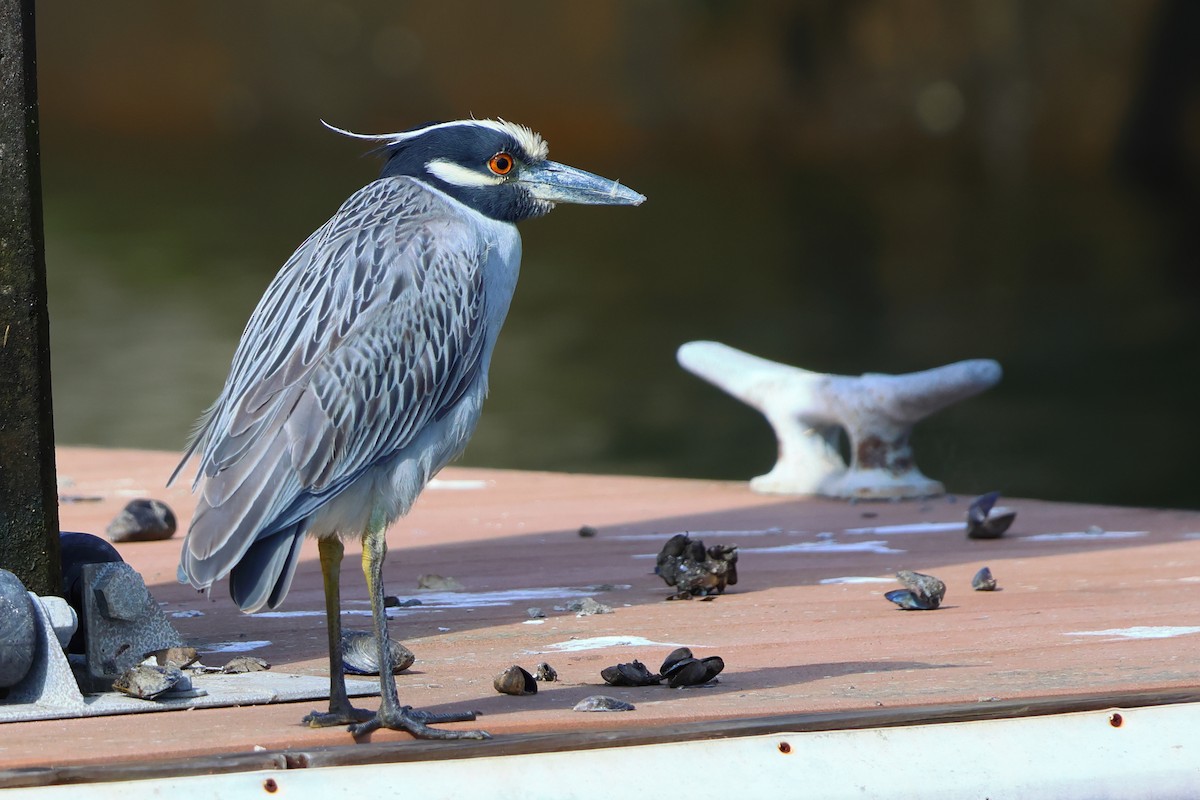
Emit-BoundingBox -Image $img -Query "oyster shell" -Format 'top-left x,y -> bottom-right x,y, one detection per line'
222,655 -> 270,673
148,646 -> 199,669
112,663 -> 187,700
573,695 -> 635,712
535,662 -> 558,682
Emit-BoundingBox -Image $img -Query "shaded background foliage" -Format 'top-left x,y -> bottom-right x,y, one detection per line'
36,1 -> 1200,507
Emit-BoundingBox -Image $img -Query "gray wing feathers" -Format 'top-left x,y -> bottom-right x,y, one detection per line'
178,177 -> 489,598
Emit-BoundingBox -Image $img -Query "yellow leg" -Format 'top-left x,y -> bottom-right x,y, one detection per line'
303,537 -> 372,727
348,511 -> 489,740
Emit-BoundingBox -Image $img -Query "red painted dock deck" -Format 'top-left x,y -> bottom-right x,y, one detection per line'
3,447 -> 1199,779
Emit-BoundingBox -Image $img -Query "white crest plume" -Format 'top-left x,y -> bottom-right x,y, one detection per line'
321,118 -> 549,161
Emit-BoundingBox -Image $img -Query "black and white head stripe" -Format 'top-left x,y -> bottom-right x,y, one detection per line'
323,118 -> 558,221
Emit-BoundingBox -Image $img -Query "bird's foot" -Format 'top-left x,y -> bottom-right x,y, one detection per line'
303,704 -> 374,728
349,705 -> 490,740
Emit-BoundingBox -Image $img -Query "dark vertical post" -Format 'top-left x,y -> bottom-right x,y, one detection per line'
0,0 -> 61,596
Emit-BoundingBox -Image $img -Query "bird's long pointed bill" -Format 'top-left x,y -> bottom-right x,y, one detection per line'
520,161 -> 646,206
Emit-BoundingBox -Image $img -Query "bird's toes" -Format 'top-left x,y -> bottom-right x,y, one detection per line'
348,707 -> 490,741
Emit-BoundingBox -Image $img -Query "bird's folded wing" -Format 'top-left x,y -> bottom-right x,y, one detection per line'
178,177 -> 488,567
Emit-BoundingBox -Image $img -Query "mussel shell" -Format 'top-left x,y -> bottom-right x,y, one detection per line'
896,570 -> 945,607
982,508 -> 1016,538
971,566 -> 998,591
494,665 -> 537,696
966,492 -> 1016,539
112,663 -> 185,700
884,589 -> 938,610
600,660 -> 660,687
659,646 -> 693,675
967,491 -> 1000,524
665,656 -> 724,688
340,630 -> 415,675
573,695 -> 636,712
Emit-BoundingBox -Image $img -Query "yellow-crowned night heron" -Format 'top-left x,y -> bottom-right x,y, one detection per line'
172,119 -> 644,739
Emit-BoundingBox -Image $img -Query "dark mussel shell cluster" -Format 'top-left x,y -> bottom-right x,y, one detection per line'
601,647 -> 725,689
655,533 -> 738,599
600,659 -> 659,687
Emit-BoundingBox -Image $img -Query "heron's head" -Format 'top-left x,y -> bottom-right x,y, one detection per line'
323,118 -> 645,223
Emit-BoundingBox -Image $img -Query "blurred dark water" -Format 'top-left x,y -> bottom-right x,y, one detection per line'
36,1 -> 1200,509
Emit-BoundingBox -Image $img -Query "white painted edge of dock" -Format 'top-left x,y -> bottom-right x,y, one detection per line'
5,701 -> 1198,799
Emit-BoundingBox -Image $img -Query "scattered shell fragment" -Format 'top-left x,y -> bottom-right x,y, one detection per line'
222,655 -> 270,674
416,574 -> 464,591
535,662 -> 558,682
972,567 -> 998,591
966,491 -> 1016,539
601,660 -> 661,687
578,525 -> 598,538
527,607 -> 546,619
340,630 -> 415,675
384,596 -> 422,608
565,597 -> 613,617
573,695 -> 635,712
106,498 -> 178,543
149,646 -> 199,669
494,665 -> 537,696
655,533 -> 738,599
112,664 -> 187,700
885,570 -> 946,610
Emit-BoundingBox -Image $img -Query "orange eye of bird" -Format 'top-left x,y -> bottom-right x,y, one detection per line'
488,153 -> 515,176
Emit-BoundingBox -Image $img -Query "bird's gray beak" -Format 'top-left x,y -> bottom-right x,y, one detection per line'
519,161 -> 646,206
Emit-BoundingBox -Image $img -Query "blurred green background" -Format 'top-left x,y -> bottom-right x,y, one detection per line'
35,1 -> 1200,508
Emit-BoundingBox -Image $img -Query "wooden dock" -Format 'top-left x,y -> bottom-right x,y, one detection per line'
2,447 -> 1198,795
